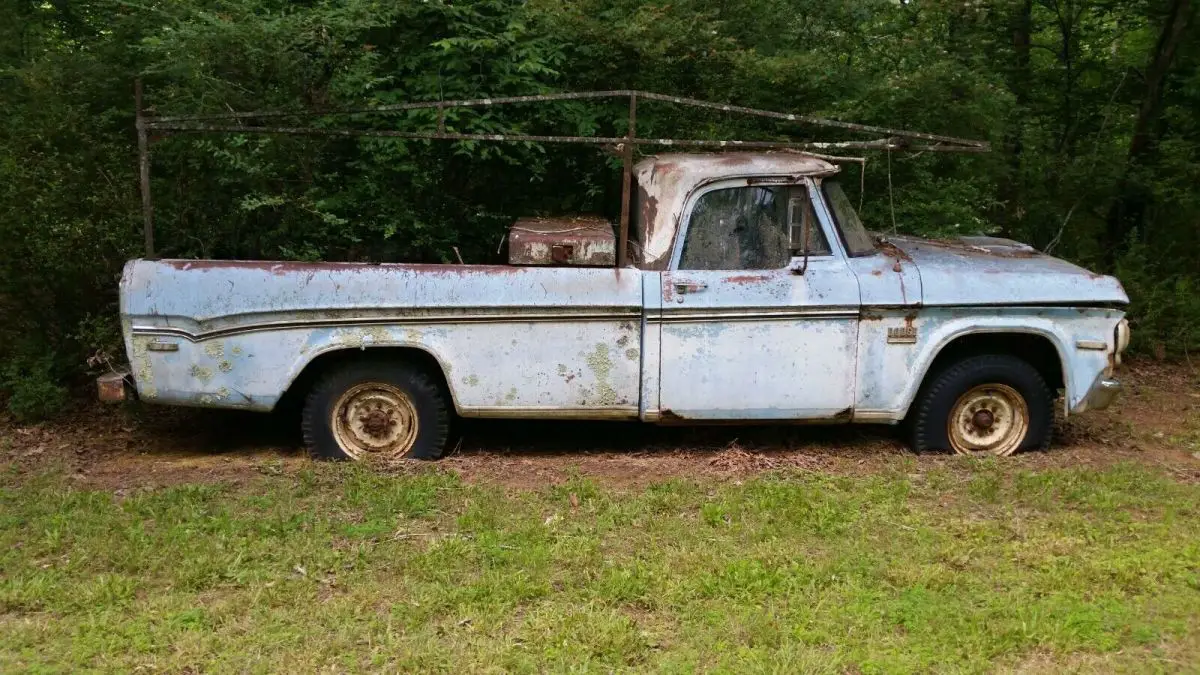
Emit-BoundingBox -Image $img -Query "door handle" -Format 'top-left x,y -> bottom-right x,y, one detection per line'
673,281 -> 708,295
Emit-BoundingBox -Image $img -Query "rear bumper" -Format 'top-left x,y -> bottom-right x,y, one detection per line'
1075,376 -> 1121,413
97,370 -> 136,403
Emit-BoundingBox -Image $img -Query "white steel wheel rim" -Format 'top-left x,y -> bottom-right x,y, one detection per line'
947,383 -> 1029,457
331,383 -> 419,461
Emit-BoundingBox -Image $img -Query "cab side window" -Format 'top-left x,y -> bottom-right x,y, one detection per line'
679,185 -> 830,271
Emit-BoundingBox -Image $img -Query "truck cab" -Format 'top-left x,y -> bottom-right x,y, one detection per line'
108,152 -> 1130,460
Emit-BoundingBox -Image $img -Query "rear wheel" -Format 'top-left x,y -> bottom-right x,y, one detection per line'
302,360 -> 450,461
909,354 -> 1053,456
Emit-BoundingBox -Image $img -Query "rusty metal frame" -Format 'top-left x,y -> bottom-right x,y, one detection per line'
135,86 -> 989,266
135,79 -> 155,258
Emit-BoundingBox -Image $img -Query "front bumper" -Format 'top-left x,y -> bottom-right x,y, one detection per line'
1078,376 -> 1121,413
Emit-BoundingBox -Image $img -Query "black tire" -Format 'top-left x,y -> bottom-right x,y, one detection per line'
909,354 -> 1053,456
302,360 -> 450,461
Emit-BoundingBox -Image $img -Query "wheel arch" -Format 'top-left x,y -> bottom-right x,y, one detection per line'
276,345 -> 458,416
902,328 -> 1069,418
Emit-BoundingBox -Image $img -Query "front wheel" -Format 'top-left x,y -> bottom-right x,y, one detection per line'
302,360 -> 450,461
909,354 -> 1053,456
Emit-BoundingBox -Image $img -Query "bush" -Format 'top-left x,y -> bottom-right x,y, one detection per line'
1116,241 -> 1200,357
0,350 -> 69,422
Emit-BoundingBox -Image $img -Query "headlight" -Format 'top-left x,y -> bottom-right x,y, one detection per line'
1115,318 -> 1131,354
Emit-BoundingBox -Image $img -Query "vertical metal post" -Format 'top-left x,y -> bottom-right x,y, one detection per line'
135,78 -> 156,259
617,93 -> 637,268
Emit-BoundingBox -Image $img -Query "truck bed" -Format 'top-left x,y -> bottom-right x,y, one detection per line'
121,259 -> 648,416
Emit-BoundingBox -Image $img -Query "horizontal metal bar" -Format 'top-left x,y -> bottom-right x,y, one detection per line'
635,138 -> 987,152
144,89 -> 988,149
634,92 -> 988,148
146,123 -> 985,153
149,123 -> 630,145
150,90 -> 632,124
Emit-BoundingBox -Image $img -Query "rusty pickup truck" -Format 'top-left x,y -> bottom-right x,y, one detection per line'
105,152 -> 1130,460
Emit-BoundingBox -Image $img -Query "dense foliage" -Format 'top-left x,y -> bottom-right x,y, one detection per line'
2,0 -> 1198,418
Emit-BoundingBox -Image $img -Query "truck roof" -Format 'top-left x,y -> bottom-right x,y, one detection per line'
632,152 -> 841,267
635,152 -> 840,179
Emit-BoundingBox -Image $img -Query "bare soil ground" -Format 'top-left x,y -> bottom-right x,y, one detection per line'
3,360 -> 1198,490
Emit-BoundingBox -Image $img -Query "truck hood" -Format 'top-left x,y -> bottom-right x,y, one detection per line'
878,234 -> 1129,307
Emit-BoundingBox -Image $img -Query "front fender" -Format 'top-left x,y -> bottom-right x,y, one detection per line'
854,307 -> 1123,421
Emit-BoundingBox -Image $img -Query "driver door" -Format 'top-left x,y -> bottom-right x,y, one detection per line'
656,178 -> 860,420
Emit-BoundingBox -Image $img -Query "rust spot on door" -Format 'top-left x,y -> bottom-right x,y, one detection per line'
723,273 -> 772,284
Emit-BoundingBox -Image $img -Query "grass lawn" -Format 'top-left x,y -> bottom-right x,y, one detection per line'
2,460 -> 1198,673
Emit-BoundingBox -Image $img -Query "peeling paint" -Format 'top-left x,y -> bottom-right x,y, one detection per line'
584,343 -> 618,405
130,336 -> 157,399
362,326 -> 391,344
198,387 -> 231,405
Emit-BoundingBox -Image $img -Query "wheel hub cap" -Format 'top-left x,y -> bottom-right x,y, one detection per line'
361,409 -> 393,437
331,383 -> 419,460
972,409 -> 995,430
947,383 -> 1029,456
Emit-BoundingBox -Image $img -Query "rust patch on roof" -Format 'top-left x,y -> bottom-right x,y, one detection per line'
653,161 -> 681,178
637,185 -> 659,265
717,154 -> 757,166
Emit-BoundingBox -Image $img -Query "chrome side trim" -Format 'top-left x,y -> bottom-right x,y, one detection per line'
132,306 -> 864,341
130,310 -> 641,342
650,307 -> 858,323
459,406 -> 640,420
852,409 -> 903,423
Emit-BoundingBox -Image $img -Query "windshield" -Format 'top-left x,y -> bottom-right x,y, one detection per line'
822,180 -> 876,257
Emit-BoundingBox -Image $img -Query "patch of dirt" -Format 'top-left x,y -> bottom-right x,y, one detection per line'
2,361 -> 1198,491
